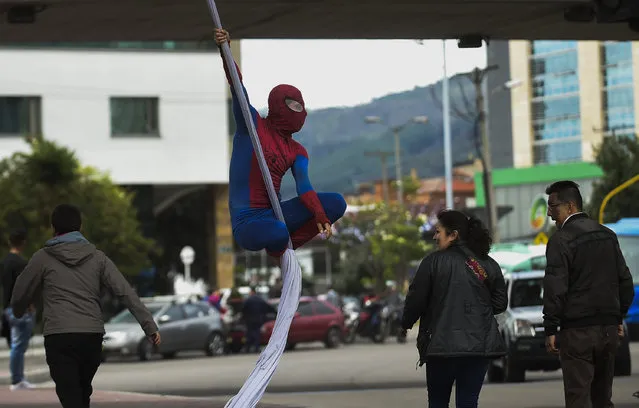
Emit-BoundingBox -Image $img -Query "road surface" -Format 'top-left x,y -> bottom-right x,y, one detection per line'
86,339 -> 639,407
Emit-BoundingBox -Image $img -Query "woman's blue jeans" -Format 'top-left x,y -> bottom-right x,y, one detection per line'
426,356 -> 490,408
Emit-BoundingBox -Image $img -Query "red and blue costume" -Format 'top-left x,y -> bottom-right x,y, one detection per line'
223,58 -> 347,258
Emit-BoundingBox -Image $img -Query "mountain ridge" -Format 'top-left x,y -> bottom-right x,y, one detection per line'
276,73 -> 480,198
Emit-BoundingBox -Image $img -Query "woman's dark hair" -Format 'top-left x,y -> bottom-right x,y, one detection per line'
437,210 -> 493,258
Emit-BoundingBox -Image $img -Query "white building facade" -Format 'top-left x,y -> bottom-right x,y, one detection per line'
0,43 -> 229,184
0,42 -> 235,289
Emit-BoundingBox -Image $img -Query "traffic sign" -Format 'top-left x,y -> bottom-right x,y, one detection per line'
533,232 -> 548,245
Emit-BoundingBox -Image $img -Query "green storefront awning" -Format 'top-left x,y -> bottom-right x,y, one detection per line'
474,162 -> 604,207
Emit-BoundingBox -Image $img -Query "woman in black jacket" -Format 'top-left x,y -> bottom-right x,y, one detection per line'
402,210 -> 508,408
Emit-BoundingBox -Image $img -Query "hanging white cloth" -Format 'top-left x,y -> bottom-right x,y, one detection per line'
224,249 -> 302,408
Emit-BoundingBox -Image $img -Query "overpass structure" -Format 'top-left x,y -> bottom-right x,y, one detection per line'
1,0 -> 639,41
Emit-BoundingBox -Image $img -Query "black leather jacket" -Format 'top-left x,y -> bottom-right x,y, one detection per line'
402,243 -> 507,359
543,213 -> 635,335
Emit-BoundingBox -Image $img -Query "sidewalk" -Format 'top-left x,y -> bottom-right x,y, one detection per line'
0,388 -> 301,407
0,366 -> 50,386
0,336 -> 49,386
0,335 -> 44,353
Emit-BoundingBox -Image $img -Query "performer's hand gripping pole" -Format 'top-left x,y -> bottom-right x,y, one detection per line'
205,1 -> 291,240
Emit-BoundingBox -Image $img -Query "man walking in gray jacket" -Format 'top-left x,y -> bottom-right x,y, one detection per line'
10,204 -> 161,408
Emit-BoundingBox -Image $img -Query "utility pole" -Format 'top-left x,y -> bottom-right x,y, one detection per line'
364,151 -> 393,205
392,126 -> 404,206
464,65 -> 500,242
365,116 -> 428,207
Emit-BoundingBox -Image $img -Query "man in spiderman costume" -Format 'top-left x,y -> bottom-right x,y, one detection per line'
214,29 -> 347,258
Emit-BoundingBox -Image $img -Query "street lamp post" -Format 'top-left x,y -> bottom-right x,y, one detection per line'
483,77 -> 522,242
365,115 -> 428,206
442,40 -> 453,210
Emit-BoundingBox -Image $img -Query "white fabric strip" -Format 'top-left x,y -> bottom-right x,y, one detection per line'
225,248 -> 302,408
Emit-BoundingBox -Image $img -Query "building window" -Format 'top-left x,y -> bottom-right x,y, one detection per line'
110,97 -> 159,137
601,41 -> 634,138
529,41 -> 582,165
0,96 -> 42,137
533,140 -> 583,164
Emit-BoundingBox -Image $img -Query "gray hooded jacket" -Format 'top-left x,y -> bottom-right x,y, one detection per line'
10,232 -> 158,337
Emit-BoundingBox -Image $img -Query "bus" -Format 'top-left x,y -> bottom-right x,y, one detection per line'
606,218 -> 639,340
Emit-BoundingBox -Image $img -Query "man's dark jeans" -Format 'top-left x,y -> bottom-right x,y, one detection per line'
245,324 -> 261,353
559,325 -> 619,408
426,356 -> 489,408
44,333 -> 104,408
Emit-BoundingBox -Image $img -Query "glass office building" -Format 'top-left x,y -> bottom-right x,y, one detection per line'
601,41 -> 635,138
530,41 -> 582,165
491,40 -> 639,169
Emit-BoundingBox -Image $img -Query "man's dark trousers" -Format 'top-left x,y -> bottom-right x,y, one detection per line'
245,324 -> 261,353
559,325 -> 619,408
44,333 -> 104,408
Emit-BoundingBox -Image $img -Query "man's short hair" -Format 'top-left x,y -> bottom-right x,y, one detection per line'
545,180 -> 583,211
8,229 -> 26,248
51,204 -> 82,235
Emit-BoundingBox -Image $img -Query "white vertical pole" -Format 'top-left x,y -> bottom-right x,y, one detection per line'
442,40 -> 453,209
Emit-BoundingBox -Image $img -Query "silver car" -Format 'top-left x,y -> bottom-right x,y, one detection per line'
102,297 -> 227,362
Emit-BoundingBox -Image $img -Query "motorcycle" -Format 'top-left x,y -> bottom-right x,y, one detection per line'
342,307 -> 360,344
389,306 -> 407,343
345,297 -> 391,344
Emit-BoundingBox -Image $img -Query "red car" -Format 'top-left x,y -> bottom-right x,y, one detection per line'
261,296 -> 345,350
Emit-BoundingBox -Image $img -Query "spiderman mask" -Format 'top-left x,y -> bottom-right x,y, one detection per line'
267,84 -> 307,135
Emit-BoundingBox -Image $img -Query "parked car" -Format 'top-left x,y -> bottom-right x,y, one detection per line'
488,270 -> 632,383
262,297 -> 345,350
227,296 -> 345,352
102,296 -> 227,362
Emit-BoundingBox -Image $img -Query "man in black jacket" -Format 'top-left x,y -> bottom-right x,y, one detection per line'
543,180 -> 634,408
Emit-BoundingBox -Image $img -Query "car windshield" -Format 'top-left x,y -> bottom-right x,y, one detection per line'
618,236 -> 639,284
510,278 -> 543,308
109,305 -> 164,323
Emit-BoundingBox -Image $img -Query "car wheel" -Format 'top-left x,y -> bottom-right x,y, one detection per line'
503,355 -> 525,382
372,319 -> 389,344
486,362 -> 504,383
285,342 -> 296,351
344,329 -> 357,344
138,339 -> 152,362
325,327 -> 341,349
205,332 -> 226,357
229,342 -> 243,354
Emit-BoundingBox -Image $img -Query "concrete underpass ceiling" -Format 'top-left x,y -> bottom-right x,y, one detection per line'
0,0 -> 638,42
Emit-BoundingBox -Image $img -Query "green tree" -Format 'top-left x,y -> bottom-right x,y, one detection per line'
367,204 -> 431,290
329,209 -> 383,294
0,139 -> 156,277
331,203 -> 431,293
588,135 -> 639,223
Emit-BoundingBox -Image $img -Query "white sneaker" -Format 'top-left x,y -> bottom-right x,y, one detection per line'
9,380 -> 36,391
